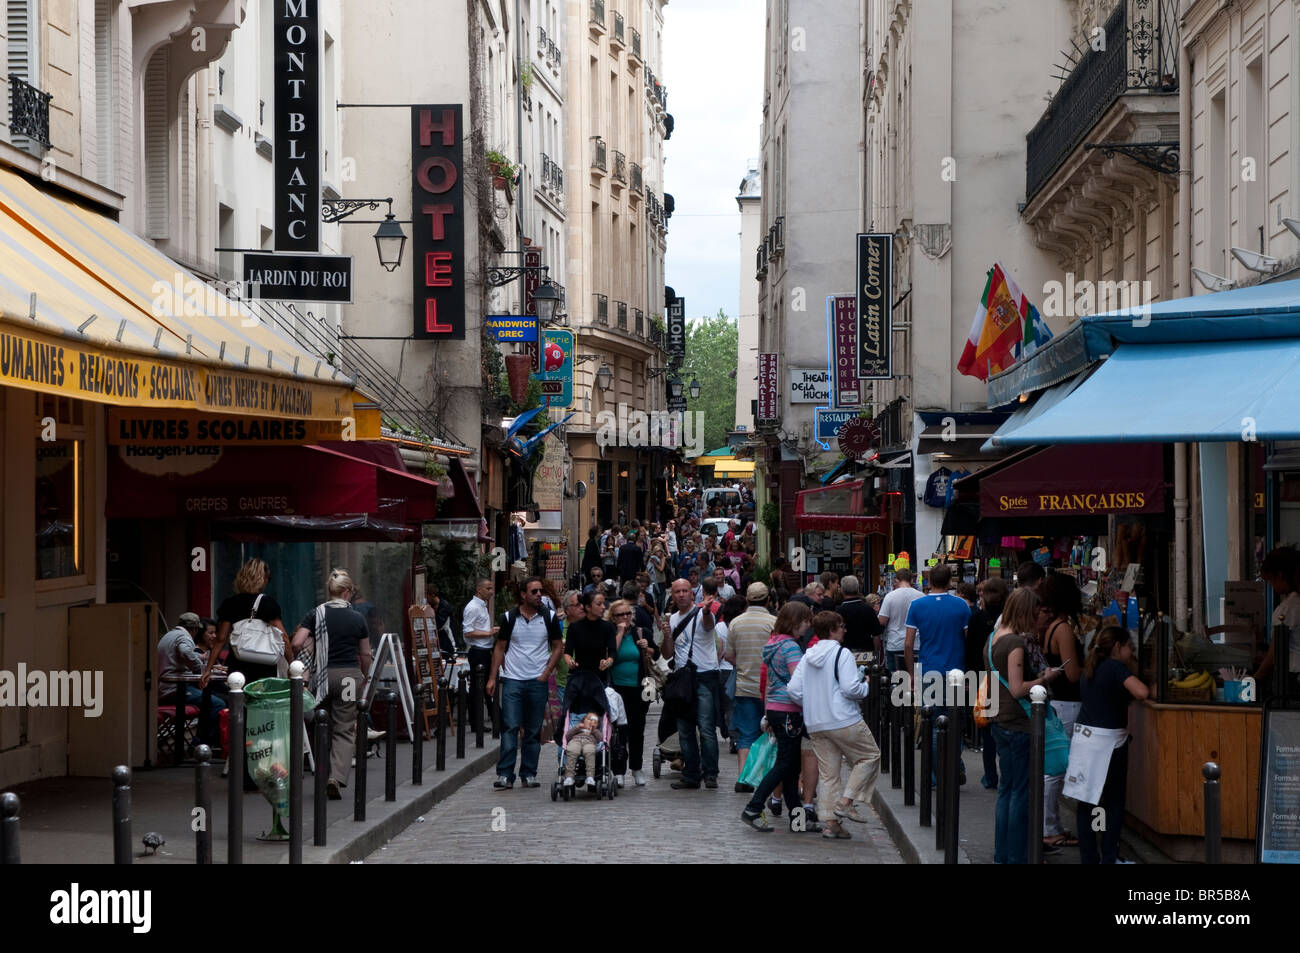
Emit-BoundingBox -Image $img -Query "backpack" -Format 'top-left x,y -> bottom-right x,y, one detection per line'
229,593 -> 285,666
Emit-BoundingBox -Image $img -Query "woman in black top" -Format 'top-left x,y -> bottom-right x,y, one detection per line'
966,578 -> 1006,790
581,526 -> 602,583
1039,572 -> 1084,852
563,590 -> 616,719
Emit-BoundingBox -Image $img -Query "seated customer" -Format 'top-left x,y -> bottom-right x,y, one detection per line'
158,612 -> 226,748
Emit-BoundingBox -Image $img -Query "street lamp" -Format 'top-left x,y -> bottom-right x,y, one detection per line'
668,376 -> 683,399
373,213 -> 408,272
596,363 -> 613,393
532,278 -> 561,324
689,377 -> 701,399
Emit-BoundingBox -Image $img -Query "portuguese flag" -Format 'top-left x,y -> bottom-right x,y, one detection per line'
957,263 -> 1025,381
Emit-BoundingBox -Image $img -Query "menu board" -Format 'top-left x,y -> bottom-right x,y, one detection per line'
1258,707 -> 1300,863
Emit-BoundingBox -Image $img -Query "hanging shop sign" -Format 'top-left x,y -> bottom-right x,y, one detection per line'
537,328 -> 574,408
667,298 -> 686,364
274,0 -> 320,251
830,295 -> 862,407
856,233 -> 892,379
412,105 -> 466,339
757,353 -> 779,423
533,439 -> 564,511
523,249 -> 543,370
838,416 -> 879,461
107,407 -> 382,447
242,253 -> 353,302
484,315 -> 539,343
789,368 -> 831,404
815,408 -> 857,441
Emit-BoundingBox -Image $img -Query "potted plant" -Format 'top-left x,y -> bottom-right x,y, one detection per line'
485,149 -> 518,190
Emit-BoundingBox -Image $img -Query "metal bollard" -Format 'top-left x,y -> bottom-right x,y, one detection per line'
226,671 -> 245,865
313,709 -> 329,847
1028,685 -> 1047,866
879,676 -> 892,776
1,792 -> 19,864
919,706 -> 933,827
413,685 -> 425,785
456,674 -> 468,759
384,689 -> 399,801
474,665 -> 486,749
288,662 -> 304,865
875,668 -> 889,745
1204,762 -> 1222,864
902,687 -> 916,806
112,765 -> 132,865
436,682 -> 449,771
944,673 -> 962,864
890,686 -> 903,790
935,715 -> 947,851
195,745 -> 213,865
354,699 -> 369,822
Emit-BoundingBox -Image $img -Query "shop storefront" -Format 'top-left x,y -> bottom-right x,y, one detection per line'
792,479 -> 891,592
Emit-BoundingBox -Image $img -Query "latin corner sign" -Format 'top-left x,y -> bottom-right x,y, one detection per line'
412,104 -> 466,340
856,233 -> 892,379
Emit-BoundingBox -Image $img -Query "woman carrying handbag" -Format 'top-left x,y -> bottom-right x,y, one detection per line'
607,598 -> 659,787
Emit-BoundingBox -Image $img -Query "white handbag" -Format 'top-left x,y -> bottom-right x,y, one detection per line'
230,593 -> 285,667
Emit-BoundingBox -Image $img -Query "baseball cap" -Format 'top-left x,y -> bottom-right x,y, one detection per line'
178,612 -> 203,630
746,582 -> 769,602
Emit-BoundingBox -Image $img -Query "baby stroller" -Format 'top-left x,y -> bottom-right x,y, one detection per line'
551,670 -> 617,801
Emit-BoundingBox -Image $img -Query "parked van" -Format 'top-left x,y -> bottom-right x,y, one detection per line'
702,486 -> 743,511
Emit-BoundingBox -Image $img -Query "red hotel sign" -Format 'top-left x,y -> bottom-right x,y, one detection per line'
757,353 -> 779,423
412,106 -> 465,339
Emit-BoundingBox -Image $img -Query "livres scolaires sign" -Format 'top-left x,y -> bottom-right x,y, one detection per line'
107,408 -> 382,446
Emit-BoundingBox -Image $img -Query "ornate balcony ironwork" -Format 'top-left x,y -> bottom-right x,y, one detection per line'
631,28 -> 642,61
613,12 -> 625,46
538,26 -> 548,56
613,150 -> 627,184
8,74 -> 52,148
630,162 -> 643,194
590,0 -> 605,31
634,308 -> 644,335
756,243 -> 768,279
616,301 -> 628,330
594,294 -> 609,325
548,39 -> 562,68
591,136 -> 607,172
1025,0 -> 1178,202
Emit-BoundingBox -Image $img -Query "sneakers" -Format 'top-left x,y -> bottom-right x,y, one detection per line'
493,776 -> 514,790
734,781 -> 756,793
616,775 -> 625,788
834,804 -> 870,824
326,780 -> 342,801
741,809 -> 774,832
633,771 -> 647,786
586,776 -> 597,792
671,779 -> 701,790
768,796 -> 783,817
520,776 -> 540,788
793,816 -> 824,833
563,776 -> 575,788
704,777 -> 718,789
366,728 -> 386,742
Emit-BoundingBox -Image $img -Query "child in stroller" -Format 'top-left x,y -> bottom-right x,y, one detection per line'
552,669 -> 619,800
563,712 -> 603,792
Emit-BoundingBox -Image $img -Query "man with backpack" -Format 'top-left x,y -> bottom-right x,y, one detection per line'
662,577 -> 728,789
487,577 -> 565,790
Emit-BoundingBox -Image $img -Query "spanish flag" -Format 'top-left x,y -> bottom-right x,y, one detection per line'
957,263 -> 1025,381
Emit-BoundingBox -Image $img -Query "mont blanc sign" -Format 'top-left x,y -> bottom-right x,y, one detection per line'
274,0 -> 320,251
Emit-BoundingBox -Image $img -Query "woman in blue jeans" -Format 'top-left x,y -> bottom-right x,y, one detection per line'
987,588 -> 1060,863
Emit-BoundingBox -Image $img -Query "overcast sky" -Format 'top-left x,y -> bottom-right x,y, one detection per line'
662,1 -> 765,324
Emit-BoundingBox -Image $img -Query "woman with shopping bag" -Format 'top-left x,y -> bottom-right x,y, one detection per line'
1065,625 -> 1149,864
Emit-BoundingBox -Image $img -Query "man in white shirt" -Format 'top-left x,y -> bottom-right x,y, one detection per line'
462,578 -> 499,733
712,566 -> 737,602
665,520 -> 679,556
662,578 -> 728,789
487,577 -> 564,790
876,569 -> 923,673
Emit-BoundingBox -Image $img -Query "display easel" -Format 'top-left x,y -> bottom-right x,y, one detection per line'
364,632 -> 415,739
408,604 -> 444,740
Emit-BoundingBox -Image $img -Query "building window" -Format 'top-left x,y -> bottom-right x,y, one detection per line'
598,461 -> 614,526
35,396 -> 88,581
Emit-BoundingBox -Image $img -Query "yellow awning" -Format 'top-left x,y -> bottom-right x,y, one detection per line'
713,461 -> 755,477
0,165 -> 375,426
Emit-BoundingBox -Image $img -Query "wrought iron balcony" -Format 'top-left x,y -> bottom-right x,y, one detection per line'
634,308 -> 644,335
591,136 -> 607,173
548,39 -> 562,68
773,216 -> 785,254
613,150 -> 627,184
756,243 -> 768,279
631,28 -> 642,62
1025,0 -> 1178,203
538,26 -> 548,56
645,67 -> 657,96
613,12 -> 625,47
590,0 -> 605,31
8,74 -> 52,149
630,162 -> 643,194
616,301 -> 628,330
595,294 -> 609,325
540,153 -> 564,201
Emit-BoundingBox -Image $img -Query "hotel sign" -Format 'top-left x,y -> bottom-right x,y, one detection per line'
831,295 -> 861,407
274,0 -> 320,251
412,105 -> 466,339
667,298 -> 686,364
856,234 -> 892,379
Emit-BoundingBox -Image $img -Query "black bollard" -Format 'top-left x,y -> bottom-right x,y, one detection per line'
195,745 -> 212,865
456,675 -> 468,759
919,706 -> 933,827
903,687 -> 915,806
313,709 -> 329,847
436,682 -> 449,771
880,677 -> 892,776
935,715 -> 947,852
384,689 -> 398,802
490,675 -> 501,741
413,686 -> 425,785
1,792 -> 19,864
1028,689 -> 1046,866
890,687 -> 903,790
1204,762 -> 1222,865
354,699 -> 369,822
874,668 -> 888,744
112,765 -> 131,865
289,668 -> 304,865
944,698 -> 961,864
226,673 -> 245,865
474,665 -> 486,749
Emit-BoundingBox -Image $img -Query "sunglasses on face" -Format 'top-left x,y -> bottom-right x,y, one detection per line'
615,611 -> 633,617
528,588 -> 543,595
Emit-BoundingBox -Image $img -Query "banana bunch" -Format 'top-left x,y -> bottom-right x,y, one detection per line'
1171,670 -> 1214,690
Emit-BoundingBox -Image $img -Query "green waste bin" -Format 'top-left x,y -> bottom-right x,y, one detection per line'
244,678 -> 317,824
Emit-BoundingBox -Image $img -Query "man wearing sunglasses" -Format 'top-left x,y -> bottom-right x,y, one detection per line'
488,577 -> 564,789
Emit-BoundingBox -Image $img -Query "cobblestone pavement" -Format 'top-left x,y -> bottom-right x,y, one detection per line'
368,705 -> 904,864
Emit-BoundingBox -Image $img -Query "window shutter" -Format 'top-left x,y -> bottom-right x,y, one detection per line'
144,47 -> 169,239
7,0 -> 31,150
94,0 -> 113,187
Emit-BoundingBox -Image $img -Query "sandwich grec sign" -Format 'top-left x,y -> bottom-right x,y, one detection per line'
412,106 -> 466,339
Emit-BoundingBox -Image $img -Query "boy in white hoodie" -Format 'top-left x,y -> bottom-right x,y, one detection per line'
787,611 -> 880,839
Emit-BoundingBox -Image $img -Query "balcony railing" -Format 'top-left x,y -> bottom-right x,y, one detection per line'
773,216 -> 785,255
631,28 -> 642,61
616,301 -> 628,330
540,152 -> 564,201
8,74 -> 52,148
613,12 -> 625,46
756,243 -> 768,279
630,162 -> 643,194
548,39 -> 562,68
634,308 -> 644,336
613,150 -> 627,184
1025,0 -> 1178,202
590,0 -> 605,31
538,26 -> 548,56
591,136 -> 607,172
595,294 -> 609,325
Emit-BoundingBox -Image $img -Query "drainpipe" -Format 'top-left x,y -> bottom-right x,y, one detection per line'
1173,2 -> 1193,633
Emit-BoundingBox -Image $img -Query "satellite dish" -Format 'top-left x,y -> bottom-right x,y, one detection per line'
575,481 -> 588,500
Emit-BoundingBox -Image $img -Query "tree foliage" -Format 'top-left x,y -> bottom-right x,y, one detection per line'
679,308 -> 739,454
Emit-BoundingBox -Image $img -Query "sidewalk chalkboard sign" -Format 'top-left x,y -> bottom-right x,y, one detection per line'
1257,704 -> 1300,863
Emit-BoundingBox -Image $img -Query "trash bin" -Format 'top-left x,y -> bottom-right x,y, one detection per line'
244,679 -> 317,830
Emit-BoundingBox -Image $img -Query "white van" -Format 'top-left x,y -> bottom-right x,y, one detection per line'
702,486 -> 743,511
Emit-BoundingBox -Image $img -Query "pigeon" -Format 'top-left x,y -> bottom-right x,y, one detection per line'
142,832 -> 165,856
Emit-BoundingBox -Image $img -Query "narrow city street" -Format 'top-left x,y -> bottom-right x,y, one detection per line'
368,706 -> 902,864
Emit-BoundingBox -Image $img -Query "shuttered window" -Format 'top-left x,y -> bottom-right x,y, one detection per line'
144,46 -> 169,239
6,0 -> 34,150
94,0 -> 114,187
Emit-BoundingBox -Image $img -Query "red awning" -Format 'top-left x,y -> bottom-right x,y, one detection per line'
977,442 -> 1165,519
794,480 -> 889,535
107,443 -> 439,521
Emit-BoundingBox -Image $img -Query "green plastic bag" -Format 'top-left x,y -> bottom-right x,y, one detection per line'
244,678 -> 317,818
737,731 -> 778,788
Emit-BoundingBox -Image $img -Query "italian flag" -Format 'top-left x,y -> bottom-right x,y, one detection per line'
957,263 -> 1026,381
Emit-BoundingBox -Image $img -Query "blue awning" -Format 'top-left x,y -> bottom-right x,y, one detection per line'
987,277 -> 1300,408
981,369 -> 1093,452
993,339 -> 1300,446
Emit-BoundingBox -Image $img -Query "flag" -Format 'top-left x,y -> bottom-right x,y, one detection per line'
957,264 -> 1024,380
1000,268 -> 1053,360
